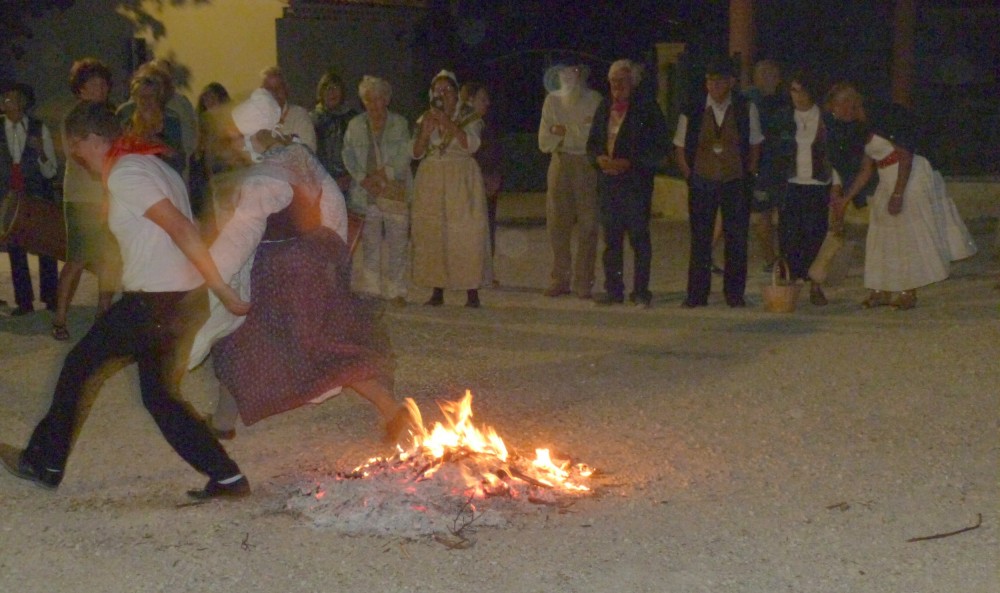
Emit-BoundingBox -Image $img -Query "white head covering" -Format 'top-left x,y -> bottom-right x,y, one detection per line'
231,88 -> 281,136
428,69 -> 459,101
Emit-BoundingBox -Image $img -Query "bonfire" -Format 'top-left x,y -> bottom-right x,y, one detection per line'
286,391 -> 595,539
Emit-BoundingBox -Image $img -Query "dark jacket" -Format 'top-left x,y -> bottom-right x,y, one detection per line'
826,113 -> 875,208
755,94 -> 795,193
586,95 -> 670,198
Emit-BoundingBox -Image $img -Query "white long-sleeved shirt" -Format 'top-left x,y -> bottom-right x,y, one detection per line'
789,105 -> 842,186
537,89 -> 602,155
3,116 -> 58,179
672,94 -> 764,148
188,156 -> 347,368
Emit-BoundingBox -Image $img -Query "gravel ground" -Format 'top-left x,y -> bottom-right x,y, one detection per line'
0,217 -> 997,593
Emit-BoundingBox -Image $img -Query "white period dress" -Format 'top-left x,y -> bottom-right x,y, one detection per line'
863,134 -> 976,291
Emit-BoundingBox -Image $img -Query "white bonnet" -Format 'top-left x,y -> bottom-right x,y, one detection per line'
231,88 -> 281,136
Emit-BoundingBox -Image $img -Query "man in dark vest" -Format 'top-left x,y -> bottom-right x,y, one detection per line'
1,83 -> 59,316
673,57 -> 763,307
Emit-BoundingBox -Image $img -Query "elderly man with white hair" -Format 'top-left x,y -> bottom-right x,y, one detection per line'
342,75 -> 413,307
260,66 -> 317,152
538,63 -> 602,299
586,59 -> 669,308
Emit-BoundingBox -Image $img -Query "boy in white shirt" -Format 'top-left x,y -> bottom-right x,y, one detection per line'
1,102 -> 251,500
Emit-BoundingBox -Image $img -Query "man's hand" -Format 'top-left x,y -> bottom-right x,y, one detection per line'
360,170 -> 387,196
826,187 -> 847,234
550,124 -> 567,137
888,193 -> 904,216
597,155 -> 631,176
214,283 -> 251,316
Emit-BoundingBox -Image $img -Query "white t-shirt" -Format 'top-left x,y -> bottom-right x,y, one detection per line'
106,154 -> 203,292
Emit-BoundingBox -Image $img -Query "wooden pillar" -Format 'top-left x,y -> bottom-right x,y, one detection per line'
891,0 -> 916,108
728,0 -> 754,87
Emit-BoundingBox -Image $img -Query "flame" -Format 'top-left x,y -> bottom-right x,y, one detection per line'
367,390 -> 593,497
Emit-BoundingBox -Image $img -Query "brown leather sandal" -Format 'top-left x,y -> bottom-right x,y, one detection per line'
51,323 -> 70,341
860,290 -> 892,309
891,290 -> 917,311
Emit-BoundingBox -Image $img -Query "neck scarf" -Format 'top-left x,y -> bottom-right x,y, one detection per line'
102,134 -> 169,186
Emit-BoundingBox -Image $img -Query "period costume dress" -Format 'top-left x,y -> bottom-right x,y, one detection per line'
199,142 -> 394,425
862,133 -> 976,291
410,104 -> 488,290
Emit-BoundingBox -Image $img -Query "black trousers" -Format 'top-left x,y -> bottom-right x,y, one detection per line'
22,289 -> 240,485
686,175 -> 750,303
9,245 -> 58,309
779,183 -> 829,281
599,177 -> 653,300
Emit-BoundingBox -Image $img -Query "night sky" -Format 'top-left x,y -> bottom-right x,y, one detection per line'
313,0 -> 997,173
430,1 -> 894,133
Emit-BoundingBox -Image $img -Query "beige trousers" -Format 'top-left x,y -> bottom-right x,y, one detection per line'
545,152 -> 599,293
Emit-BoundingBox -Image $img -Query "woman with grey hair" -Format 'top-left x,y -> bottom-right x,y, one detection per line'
342,75 -> 414,306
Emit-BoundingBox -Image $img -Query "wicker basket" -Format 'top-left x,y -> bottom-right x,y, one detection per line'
761,260 -> 801,313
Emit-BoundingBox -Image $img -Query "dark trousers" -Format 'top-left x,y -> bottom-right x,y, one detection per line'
600,180 -> 653,299
22,289 -> 240,485
9,245 -> 58,309
779,183 -> 830,281
686,175 -> 750,303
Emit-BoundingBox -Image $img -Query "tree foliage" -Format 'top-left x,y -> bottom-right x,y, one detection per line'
0,0 -> 76,57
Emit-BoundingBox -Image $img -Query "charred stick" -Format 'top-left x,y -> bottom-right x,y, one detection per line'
509,467 -> 553,489
907,513 -> 983,543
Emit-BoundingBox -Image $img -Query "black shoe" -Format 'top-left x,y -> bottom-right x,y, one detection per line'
726,296 -> 747,308
424,288 -> 444,307
186,475 -> 251,500
0,444 -> 60,490
465,289 -> 481,308
680,298 -> 707,308
594,293 -> 624,306
9,306 -> 34,317
45,302 -> 57,312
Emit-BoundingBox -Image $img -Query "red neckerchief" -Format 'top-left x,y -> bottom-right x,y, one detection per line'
102,134 -> 169,186
610,100 -> 630,118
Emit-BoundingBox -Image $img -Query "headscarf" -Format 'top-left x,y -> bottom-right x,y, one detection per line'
231,88 -> 282,161
232,88 -> 282,136
428,69 -> 459,102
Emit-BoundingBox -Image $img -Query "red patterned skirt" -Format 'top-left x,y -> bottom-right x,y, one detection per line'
213,227 -> 394,425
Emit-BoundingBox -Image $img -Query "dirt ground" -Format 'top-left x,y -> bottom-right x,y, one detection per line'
0,216 -> 997,593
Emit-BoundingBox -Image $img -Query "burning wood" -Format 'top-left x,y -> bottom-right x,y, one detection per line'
286,391 -> 595,537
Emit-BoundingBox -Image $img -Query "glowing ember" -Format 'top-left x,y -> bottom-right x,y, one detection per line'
343,390 -> 594,498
